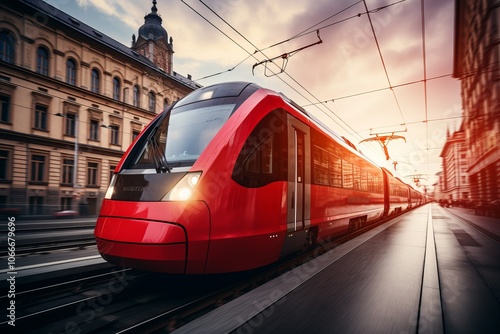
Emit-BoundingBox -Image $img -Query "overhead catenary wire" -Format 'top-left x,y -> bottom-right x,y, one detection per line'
192,0 -> 369,146
420,0 -> 430,179
259,0 -> 407,53
360,0 -> 426,166
183,0 -> 452,174
194,0 -> 408,82
194,54 -> 253,81
300,73 -> 452,107
188,0 -> 426,166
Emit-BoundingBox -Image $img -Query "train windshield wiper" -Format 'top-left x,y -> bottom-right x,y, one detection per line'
147,109 -> 172,173
148,135 -> 170,173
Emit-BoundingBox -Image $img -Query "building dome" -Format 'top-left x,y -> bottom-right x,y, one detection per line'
138,0 -> 168,41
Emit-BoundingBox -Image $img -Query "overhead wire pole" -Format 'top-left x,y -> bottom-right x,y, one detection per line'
362,0 -> 422,168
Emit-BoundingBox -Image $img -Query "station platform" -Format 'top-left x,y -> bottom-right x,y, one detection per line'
173,203 -> 500,333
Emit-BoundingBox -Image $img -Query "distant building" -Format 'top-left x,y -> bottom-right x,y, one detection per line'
439,125 -> 470,203
0,0 -> 200,216
454,0 -> 500,206
433,171 -> 444,202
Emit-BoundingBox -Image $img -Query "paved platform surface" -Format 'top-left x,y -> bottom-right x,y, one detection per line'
173,203 -> 500,333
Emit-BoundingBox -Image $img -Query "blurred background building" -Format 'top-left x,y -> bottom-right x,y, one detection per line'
451,0 -> 500,213
0,0 -> 200,217
439,125 -> 470,205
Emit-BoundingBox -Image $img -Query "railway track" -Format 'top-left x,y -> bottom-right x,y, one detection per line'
0,208 -> 426,333
0,238 -> 96,257
0,222 -> 95,256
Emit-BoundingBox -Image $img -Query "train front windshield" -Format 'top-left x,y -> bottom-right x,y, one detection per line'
125,82 -> 260,172
132,103 -> 235,170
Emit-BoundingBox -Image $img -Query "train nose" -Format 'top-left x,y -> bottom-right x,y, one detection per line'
94,200 -> 211,274
95,217 -> 187,273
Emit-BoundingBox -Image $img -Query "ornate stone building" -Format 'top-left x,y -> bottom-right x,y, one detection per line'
439,126 -> 470,204
454,0 -> 500,206
0,0 -> 200,216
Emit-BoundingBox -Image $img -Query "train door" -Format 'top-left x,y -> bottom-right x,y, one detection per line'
281,114 -> 311,256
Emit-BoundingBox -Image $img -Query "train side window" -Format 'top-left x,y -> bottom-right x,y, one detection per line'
361,170 -> 368,191
342,160 -> 353,189
353,165 -> 360,190
329,154 -> 342,187
232,109 -> 287,188
313,145 -> 329,185
244,134 -> 273,174
374,176 -> 382,193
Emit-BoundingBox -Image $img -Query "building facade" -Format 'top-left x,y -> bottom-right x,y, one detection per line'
433,171 -> 444,203
0,0 -> 200,216
439,126 -> 470,204
454,0 -> 500,207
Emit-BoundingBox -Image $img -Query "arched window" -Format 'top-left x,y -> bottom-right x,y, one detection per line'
163,98 -> 169,111
148,91 -> 156,112
133,85 -> 140,107
0,30 -> 15,63
66,58 -> 76,85
113,77 -> 121,101
91,68 -> 100,93
36,46 -> 49,75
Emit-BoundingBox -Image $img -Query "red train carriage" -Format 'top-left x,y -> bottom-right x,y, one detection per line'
95,82 -> 416,274
382,168 -> 410,216
409,186 -> 423,208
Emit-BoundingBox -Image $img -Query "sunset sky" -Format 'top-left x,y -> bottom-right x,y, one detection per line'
43,0 -> 462,191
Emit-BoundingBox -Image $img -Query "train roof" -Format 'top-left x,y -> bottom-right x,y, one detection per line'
278,90 -> 382,168
184,81 -> 383,171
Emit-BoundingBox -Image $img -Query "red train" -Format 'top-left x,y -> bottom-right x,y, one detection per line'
94,82 -> 426,274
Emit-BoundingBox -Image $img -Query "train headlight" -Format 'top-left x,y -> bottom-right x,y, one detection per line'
163,172 -> 202,201
104,174 -> 117,199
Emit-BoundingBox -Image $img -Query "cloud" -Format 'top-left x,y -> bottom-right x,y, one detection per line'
76,0 -> 143,31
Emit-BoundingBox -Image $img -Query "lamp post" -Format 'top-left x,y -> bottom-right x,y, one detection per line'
56,112 -> 79,207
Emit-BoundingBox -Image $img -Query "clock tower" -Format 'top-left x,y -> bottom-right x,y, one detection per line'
132,0 -> 174,74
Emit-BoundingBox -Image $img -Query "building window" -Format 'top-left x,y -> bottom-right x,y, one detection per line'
110,125 -> 120,145
30,154 -> 47,183
34,104 -> 48,130
87,161 -> 99,186
64,113 -> 76,136
163,98 -> 169,111
91,68 -> 100,93
0,148 -> 11,181
36,46 -> 49,76
0,95 -> 10,123
0,30 -> 15,63
66,58 -> 76,85
89,119 -> 99,141
148,91 -> 156,112
132,130 -> 140,143
61,158 -> 74,185
113,77 -> 121,101
133,85 -> 140,107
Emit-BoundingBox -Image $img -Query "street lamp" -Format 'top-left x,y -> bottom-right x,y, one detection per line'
56,112 -> 79,202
